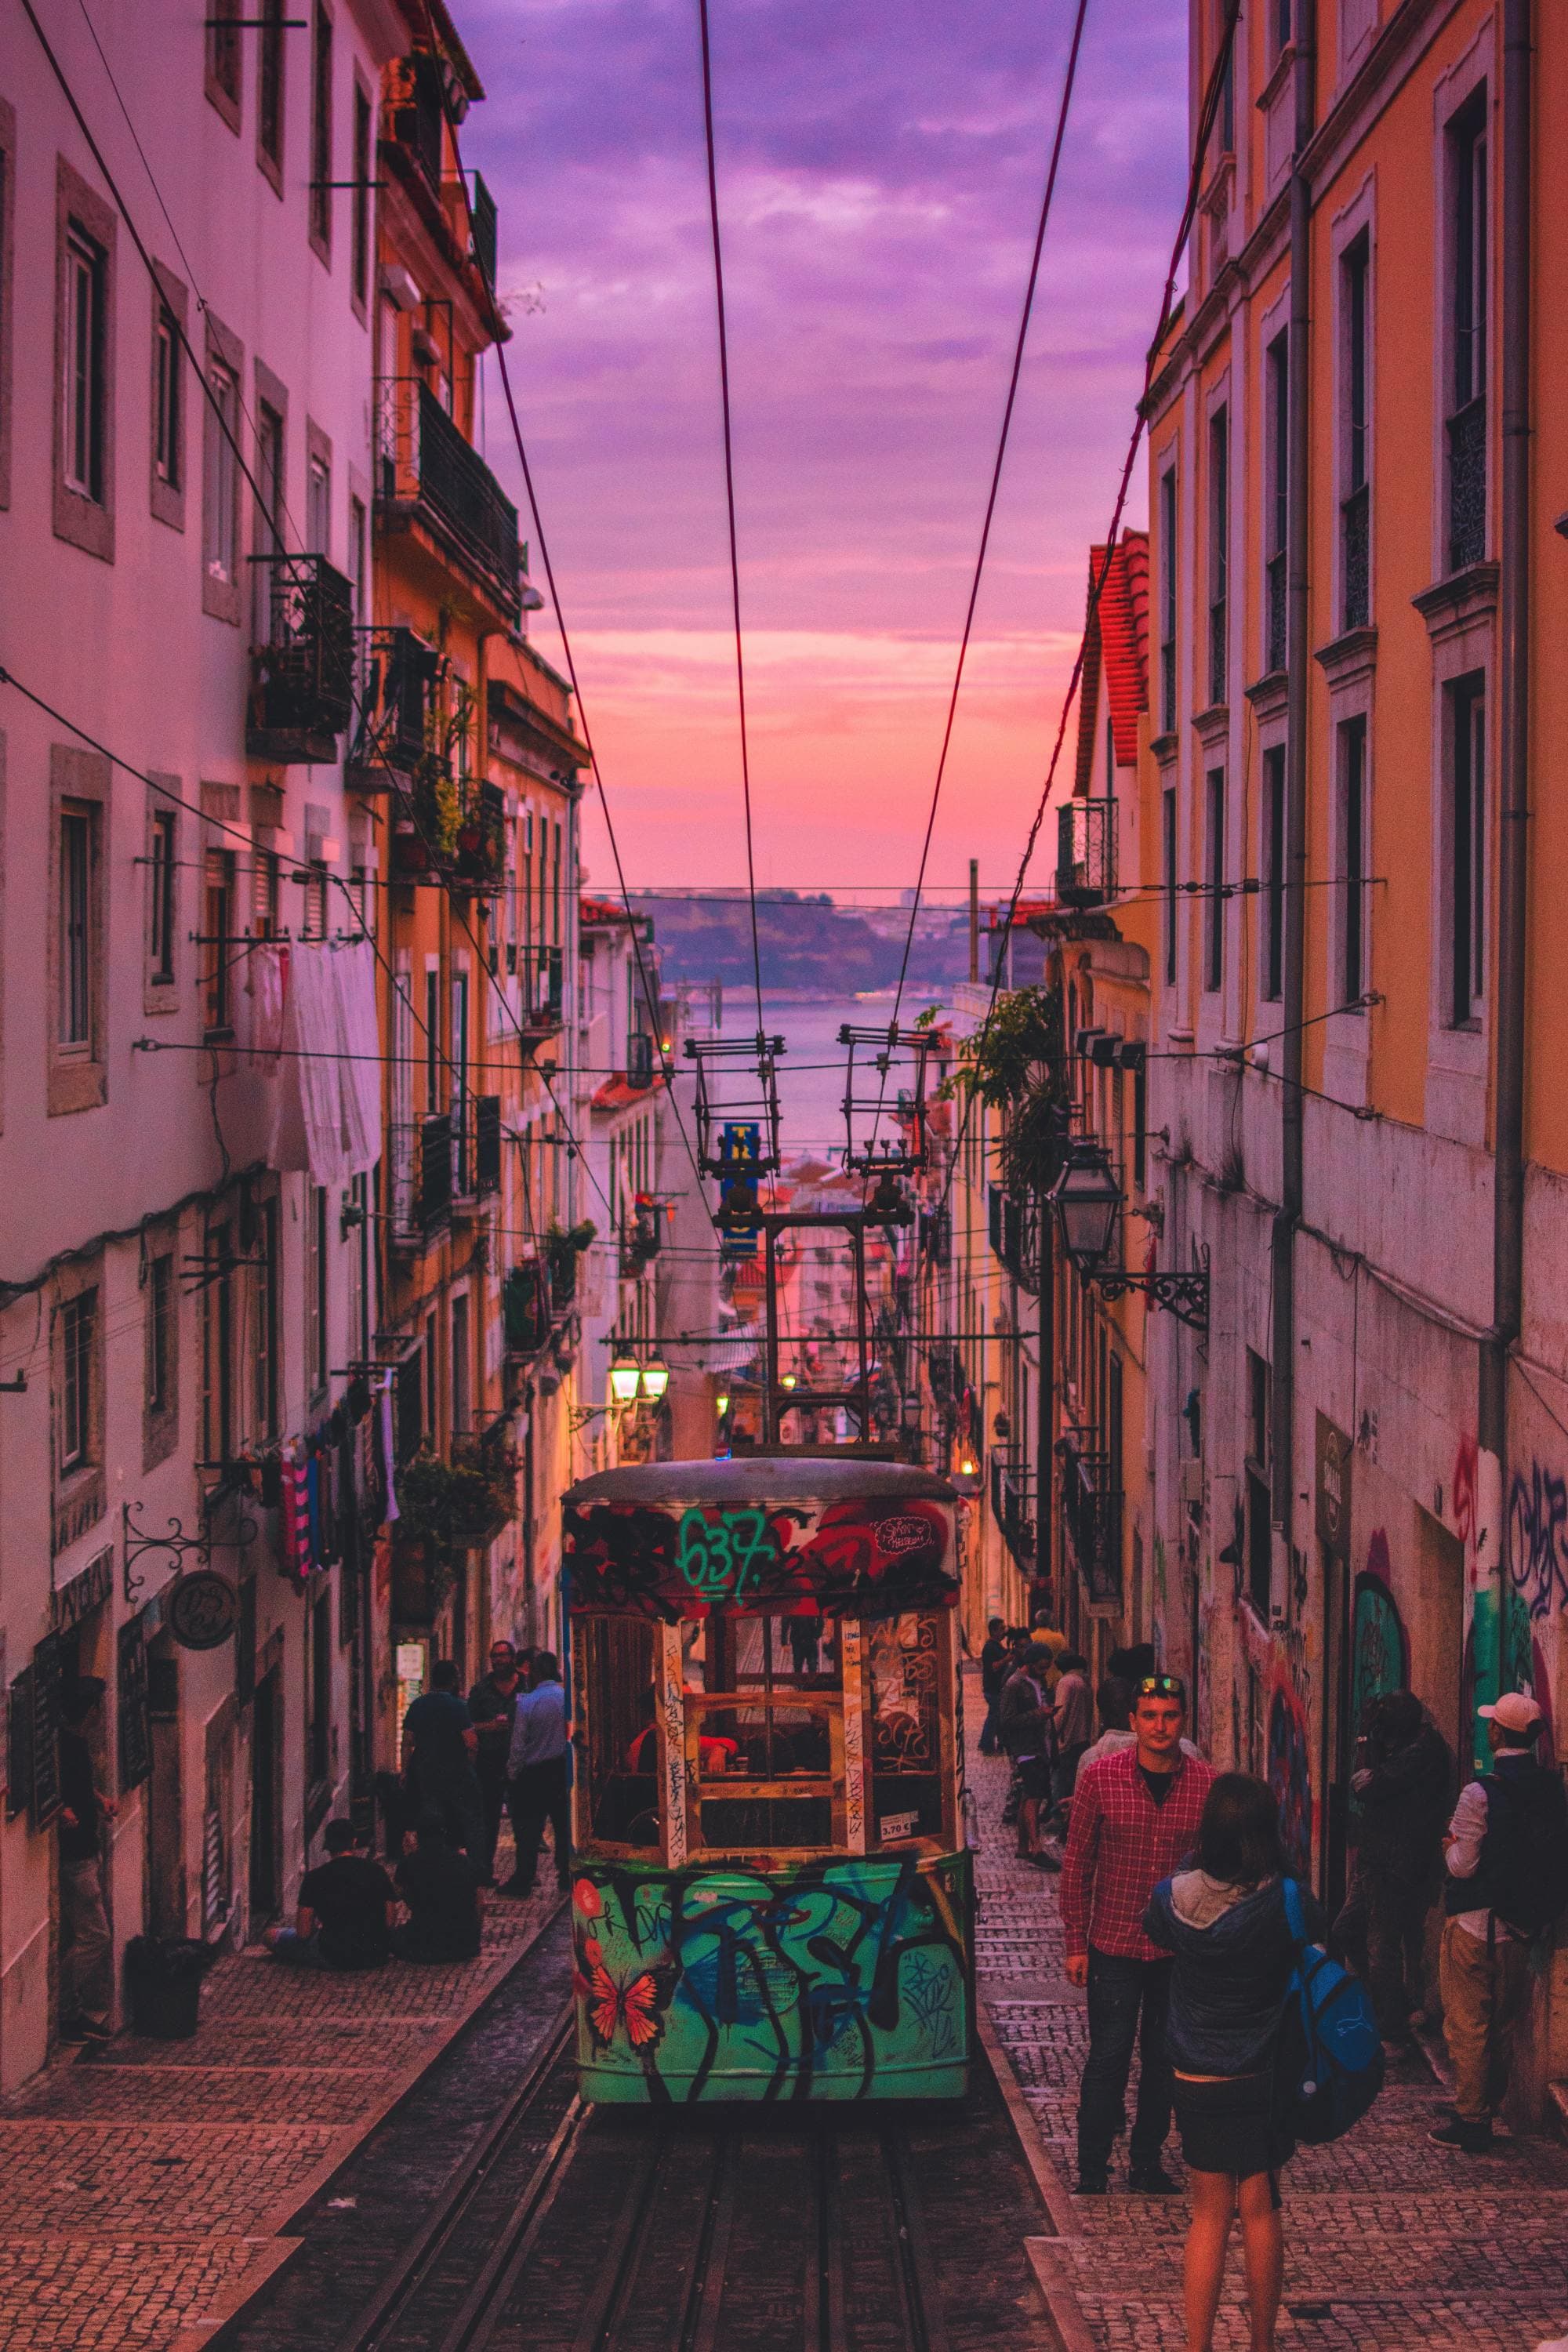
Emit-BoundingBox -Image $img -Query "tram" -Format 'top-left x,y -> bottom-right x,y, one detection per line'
561,1457 -> 973,2105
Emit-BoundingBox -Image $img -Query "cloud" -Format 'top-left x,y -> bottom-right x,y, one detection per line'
459,0 -> 1187,884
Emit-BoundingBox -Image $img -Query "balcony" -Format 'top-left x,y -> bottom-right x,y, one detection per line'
619,1201 -> 661,1281
390,1111 -> 454,1247
376,377 -> 521,621
1062,1445 -> 1123,1611
989,1451 -> 1036,1575
626,1031 -> 656,1090
452,1094 -> 503,1209
1056,797 -> 1117,909
988,1183 -> 1037,1294
1447,395 -> 1486,574
517,943 -> 564,1038
503,1259 -> 550,1358
346,627 -> 441,792
246,554 -> 354,763
391,776 -> 506,892
385,52 -> 445,194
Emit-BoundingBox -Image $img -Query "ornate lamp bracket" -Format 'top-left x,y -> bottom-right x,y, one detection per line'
122,1500 -> 210,1606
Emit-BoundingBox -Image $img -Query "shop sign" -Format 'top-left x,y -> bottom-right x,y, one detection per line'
51,1547 -> 114,1635
168,1571 -> 241,1652
1315,1414 -> 1352,1563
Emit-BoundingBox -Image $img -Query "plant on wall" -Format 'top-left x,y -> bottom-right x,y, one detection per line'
946,984 -> 1068,1194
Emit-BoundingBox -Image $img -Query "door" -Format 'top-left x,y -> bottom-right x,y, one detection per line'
147,1635 -> 185,1936
249,1670 -> 281,1922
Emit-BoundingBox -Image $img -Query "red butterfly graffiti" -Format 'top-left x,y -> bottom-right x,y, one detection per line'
586,1958 -> 669,2052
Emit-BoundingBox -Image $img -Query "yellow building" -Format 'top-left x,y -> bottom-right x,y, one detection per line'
1139,0 -> 1566,2107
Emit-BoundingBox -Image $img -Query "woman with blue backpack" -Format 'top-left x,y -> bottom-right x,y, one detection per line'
1145,1774 -> 1361,2352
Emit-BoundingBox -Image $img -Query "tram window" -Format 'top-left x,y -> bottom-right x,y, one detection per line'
701,1793 -> 833,1850
684,1606 -> 842,1855
697,1608 -> 840,1693
577,1617 -> 660,1850
688,1700 -> 833,1780
864,1611 -> 949,1849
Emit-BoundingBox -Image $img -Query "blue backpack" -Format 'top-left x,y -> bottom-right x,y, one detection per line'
1278,1878 -> 1384,2144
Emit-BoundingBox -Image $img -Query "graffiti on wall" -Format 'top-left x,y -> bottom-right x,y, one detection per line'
564,1497 -> 957,1620
1350,1539 -> 1408,1740
1505,1460 -> 1568,1622
569,1849 -> 972,2103
1266,1678 -> 1312,1877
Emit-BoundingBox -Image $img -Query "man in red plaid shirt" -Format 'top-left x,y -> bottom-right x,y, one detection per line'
1061,1673 -> 1214,2194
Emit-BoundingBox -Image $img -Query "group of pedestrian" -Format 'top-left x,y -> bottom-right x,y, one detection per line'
401,1645 -> 572,1897
264,1644 -> 573,1977
985,1658 -> 1568,2352
981,1613 -> 1113,1867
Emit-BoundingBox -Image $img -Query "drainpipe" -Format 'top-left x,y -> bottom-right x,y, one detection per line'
1479,0 -> 1531,1743
1270,2 -> 1316,1582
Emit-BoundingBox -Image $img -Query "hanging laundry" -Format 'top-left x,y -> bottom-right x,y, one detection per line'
269,942 -> 379,1184
278,1453 -> 312,1587
242,942 -> 289,1072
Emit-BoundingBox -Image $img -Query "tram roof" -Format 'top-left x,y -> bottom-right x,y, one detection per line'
564,1457 -> 957,1509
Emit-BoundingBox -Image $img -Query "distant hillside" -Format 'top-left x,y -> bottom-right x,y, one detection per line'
630,893 -> 971,993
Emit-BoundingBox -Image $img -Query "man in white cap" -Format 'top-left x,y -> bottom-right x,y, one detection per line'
1431,1690 -> 1568,2151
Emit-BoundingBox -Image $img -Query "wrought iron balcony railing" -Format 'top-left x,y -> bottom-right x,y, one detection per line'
987,1183 -> 1038,1294
376,377 -> 521,616
452,1094 -> 503,1206
390,1111 -> 455,1245
247,554 -> 354,761
517,942 -> 564,1035
346,626 -> 441,790
1062,1445 -> 1123,1610
391,777 -> 506,892
1056,796 -> 1117,909
385,53 -> 445,194
1341,481 -> 1370,632
1447,395 -> 1486,573
989,1450 -> 1036,1575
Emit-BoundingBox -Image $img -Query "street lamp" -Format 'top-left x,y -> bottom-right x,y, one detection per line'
1047,1136 -> 1210,1333
608,1353 -> 642,1407
715,1392 -> 731,1417
640,1354 -> 670,1406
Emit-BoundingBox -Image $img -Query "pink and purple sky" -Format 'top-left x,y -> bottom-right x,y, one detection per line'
461,0 -> 1189,899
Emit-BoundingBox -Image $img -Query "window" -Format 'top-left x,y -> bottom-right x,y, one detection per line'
206,0 -> 243,127
1449,673 -> 1486,1026
451,1293 -> 470,1436
347,1174 -> 370,1359
1245,1349 -> 1272,1623
259,0 -> 286,178
1446,92 -> 1487,572
252,847 -> 281,938
1133,1062 -> 1147,1190
1207,404 -> 1229,708
347,493 -> 367,621
1262,744 -> 1286,1003
307,1184 -> 329,1394
1338,716 -> 1368,1007
1162,786 -> 1178,988
254,398 -> 284,637
310,2 -> 335,260
202,849 -> 235,1034
1265,331 -> 1289,674
1203,767 -> 1225,993
204,360 -> 241,591
64,231 -> 107,501
1158,466 -> 1178,732
252,1200 -> 278,1439
59,804 -> 93,1048
309,1588 -> 332,1787
60,1290 -> 97,1473
147,1254 -> 174,1415
577,1617 -> 661,1849
149,810 -> 176,984
307,450 -> 331,554
202,1224 -> 236,1461
1273,0 -> 1293,57
1341,231 -> 1370,629
686,1608 -> 846,1856
352,81 -> 372,310
154,307 -> 180,490
1216,3 -> 1235,155
425,967 -> 441,1106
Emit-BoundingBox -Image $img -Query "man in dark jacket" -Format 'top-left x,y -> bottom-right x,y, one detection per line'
1431,1692 -> 1568,2151
978,1618 -> 1009,1755
402,1660 -> 485,1863
1330,1689 -> 1451,2044
58,1679 -> 116,2042
467,1642 -> 524,1883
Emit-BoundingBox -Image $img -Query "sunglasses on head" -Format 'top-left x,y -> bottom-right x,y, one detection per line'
1134,1674 -> 1185,1700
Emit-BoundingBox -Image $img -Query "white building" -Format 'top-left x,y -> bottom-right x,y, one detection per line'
0,0 -> 404,2082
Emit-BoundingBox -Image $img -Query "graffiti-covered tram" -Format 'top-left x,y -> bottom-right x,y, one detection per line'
561,1458 -> 973,2104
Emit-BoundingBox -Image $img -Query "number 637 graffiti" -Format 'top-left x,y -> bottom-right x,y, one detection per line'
676,1506 -> 778,1596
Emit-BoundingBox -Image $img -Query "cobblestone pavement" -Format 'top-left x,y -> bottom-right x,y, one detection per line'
969,1686 -> 1568,2352
0,1837 -> 560,2352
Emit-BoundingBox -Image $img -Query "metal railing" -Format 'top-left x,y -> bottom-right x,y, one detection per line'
247,554 -> 354,756
1062,1446 -> 1123,1610
990,1451 -> 1036,1576
390,1112 -> 454,1243
347,626 -> 441,786
386,52 -> 444,192
1056,797 -> 1117,908
376,377 -> 521,609
1447,396 -> 1486,573
517,942 -> 564,1033
987,1183 -> 1037,1294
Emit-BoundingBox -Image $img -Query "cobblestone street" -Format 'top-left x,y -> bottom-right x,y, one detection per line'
0,1873 -> 558,2352
969,1696 -> 1568,2352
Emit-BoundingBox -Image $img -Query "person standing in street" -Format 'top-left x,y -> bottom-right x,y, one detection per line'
506,1651 -> 572,1896
1431,1691 -> 1568,2152
1050,1650 -> 1094,1820
468,1641 -> 525,1884
58,1679 -> 116,2043
1330,1689 -> 1451,2046
1145,1774 -> 1328,2352
978,1617 -> 1010,1756
1062,1671 -> 1215,2195
402,1659 -> 486,1864
394,1813 -> 485,1962
999,1643 -> 1058,1867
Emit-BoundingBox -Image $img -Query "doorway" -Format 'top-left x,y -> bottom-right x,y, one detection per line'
1415,1506 -> 1466,1770
249,1669 -> 281,1922
1318,1541 -> 1352,1913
